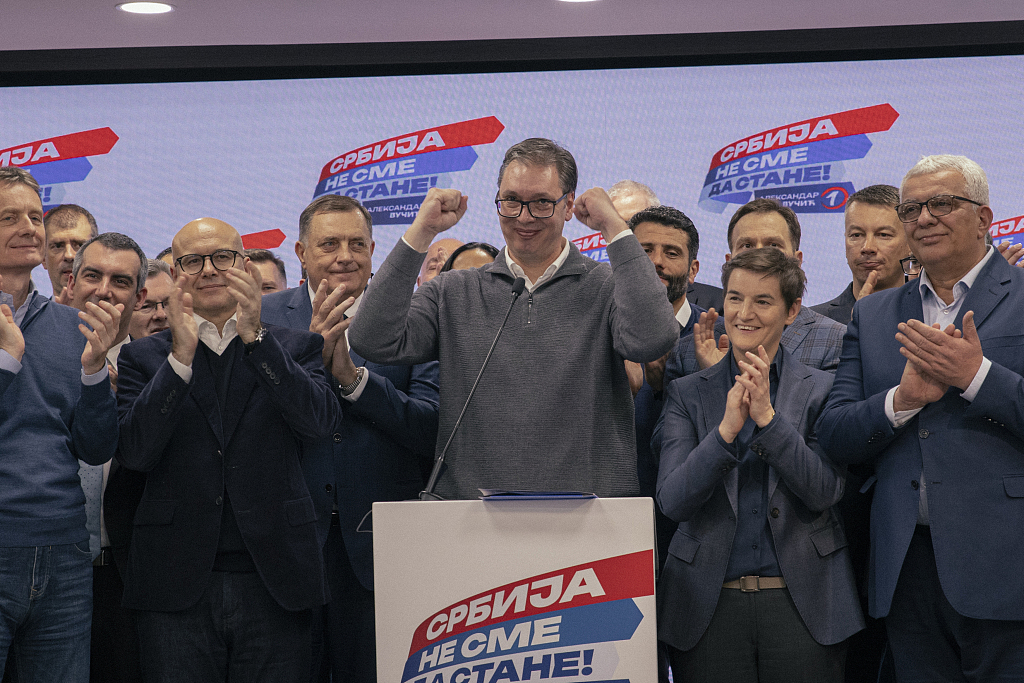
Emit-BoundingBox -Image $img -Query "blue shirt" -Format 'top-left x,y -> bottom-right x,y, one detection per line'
719,349 -> 783,581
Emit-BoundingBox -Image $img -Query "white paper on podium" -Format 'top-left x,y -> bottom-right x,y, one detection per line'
374,498 -> 657,683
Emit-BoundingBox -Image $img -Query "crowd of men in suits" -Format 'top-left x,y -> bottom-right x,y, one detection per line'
0,138 -> 1022,683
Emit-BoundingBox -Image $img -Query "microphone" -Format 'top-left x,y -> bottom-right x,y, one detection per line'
420,277 -> 527,500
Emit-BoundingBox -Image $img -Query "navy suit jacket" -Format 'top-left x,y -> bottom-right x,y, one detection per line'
817,252 -> 1024,620
811,283 -> 857,325
261,286 -> 439,590
116,324 -> 339,612
656,348 -> 863,651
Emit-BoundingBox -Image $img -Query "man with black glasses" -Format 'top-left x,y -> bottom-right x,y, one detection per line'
350,137 -> 678,499
116,217 -> 339,683
818,155 -> 1024,681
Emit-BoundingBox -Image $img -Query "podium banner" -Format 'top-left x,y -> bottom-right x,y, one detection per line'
374,498 -> 657,683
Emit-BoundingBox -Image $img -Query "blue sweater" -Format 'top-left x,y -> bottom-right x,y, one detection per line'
0,292 -> 117,546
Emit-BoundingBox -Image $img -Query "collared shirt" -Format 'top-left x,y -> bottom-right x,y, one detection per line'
168,313 -> 239,383
307,284 -> 368,402
884,246 -> 995,525
675,298 -> 693,329
505,230 -> 634,292
718,349 -> 783,581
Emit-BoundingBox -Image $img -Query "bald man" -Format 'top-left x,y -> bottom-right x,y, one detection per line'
116,218 -> 340,683
417,237 -> 462,286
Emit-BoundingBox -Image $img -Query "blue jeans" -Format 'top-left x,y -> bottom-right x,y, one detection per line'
136,571 -> 313,683
0,542 -> 94,683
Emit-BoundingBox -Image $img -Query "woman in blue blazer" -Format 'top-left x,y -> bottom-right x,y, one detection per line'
655,248 -> 863,682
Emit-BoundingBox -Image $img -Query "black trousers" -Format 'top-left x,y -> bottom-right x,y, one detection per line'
668,586 -> 847,683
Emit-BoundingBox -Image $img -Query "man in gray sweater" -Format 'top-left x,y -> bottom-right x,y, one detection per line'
349,138 -> 678,499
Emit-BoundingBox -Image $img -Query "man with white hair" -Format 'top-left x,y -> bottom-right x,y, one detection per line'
817,155 -> 1024,680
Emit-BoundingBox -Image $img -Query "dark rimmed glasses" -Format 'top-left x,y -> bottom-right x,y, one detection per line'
175,249 -> 241,275
495,191 -> 570,219
895,194 -> 983,223
900,255 -> 922,282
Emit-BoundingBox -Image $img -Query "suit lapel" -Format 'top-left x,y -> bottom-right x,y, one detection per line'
698,359 -> 740,514
780,306 -> 813,354
955,254 -> 1010,330
190,347 -> 225,446
766,352 -> 813,501
221,344 -> 258,447
285,285 -> 314,331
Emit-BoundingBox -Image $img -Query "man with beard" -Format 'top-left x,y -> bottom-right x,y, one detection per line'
628,204 -> 705,683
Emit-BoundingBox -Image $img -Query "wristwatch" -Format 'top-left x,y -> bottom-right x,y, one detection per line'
340,366 -> 365,396
243,326 -> 267,355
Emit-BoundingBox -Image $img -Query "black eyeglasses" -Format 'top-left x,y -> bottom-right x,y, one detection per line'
175,250 -> 241,275
895,195 -> 983,223
138,299 -> 169,314
495,191 -> 570,219
900,256 -> 922,283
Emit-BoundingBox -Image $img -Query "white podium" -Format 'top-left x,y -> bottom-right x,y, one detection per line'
373,497 -> 657,683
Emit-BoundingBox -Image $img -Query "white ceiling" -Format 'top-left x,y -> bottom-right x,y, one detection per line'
4,0 -> 1024,52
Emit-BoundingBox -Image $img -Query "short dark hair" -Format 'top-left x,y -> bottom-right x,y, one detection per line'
627,205 -> 700,264
847,184 -> 899,209
299,195 -> 373,244
727,198 -> 801,252
497,138 -> 577,195
440,242 -> 500,274
721,247 -> 805,311
244,248 -> 287,282
43,204 -> 98,238
0,166 -> 40,195
72,232 -> 148,295
156,246 -> 173,261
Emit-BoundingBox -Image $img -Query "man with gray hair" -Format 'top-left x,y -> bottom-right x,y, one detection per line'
350,138 -> 678,499
818,155 -> 1024,680
129,259 -> 174,340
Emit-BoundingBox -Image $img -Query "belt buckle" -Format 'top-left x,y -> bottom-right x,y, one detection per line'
739,575 -> 760,592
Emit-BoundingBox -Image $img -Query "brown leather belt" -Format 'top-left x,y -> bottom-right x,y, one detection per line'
723,575 -> 786,592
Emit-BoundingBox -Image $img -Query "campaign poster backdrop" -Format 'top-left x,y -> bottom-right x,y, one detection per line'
3,54 -> 1024,304
372,498 -> 657,683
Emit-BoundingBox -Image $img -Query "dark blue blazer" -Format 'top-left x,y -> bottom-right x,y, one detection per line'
656,348 -> 863,651
261,286 -> 439,590
817,252 -> 1024,621
116,324 -> 339,612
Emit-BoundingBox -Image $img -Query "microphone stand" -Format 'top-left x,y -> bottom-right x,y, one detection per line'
419,277 -> 527,500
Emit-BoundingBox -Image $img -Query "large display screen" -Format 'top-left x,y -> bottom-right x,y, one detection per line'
4,54 -> 1023,303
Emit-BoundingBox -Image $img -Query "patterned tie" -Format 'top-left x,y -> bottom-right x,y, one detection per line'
78,461 -> 103,560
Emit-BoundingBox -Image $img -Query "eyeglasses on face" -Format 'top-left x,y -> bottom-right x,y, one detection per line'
138,299 -> 169,314
895,194 -> 983,223
175,249 -> 241,275
900,255 -> 922,276
495,191 -> 570,219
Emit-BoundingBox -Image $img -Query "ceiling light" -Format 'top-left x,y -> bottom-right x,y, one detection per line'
117,2 -> 174,14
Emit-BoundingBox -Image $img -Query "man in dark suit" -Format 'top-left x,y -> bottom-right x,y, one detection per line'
609,179 -> 724,312
817,155 -> 1024,680
664,198 -> 845,386
626,204 -> 707,683
262,195 -> 439,683
116,217 -> 340,683
656,248 -> 863,681
812,185 -> 911,325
